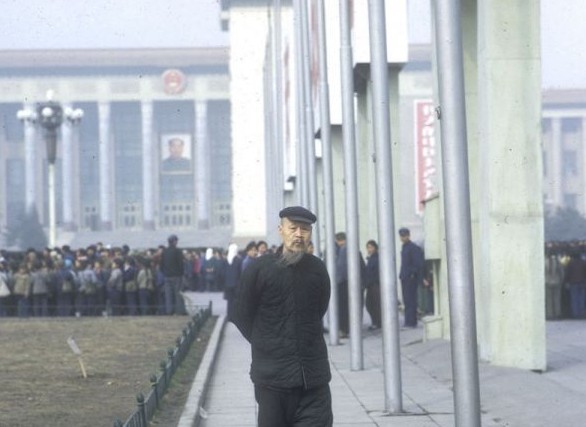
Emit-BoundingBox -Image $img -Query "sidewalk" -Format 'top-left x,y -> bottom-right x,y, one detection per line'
184,292 -> 586,426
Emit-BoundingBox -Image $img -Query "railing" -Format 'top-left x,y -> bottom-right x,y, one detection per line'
113,302 -> 213,427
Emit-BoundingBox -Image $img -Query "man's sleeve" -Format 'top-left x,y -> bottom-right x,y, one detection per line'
319,262 -> 331,318
232,259 -> 261,342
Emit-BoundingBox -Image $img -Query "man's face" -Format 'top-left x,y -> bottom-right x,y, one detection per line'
366,243 -> 376,256
279,217 -> 312,253
400,234 -> 409,244
169,139 -> 184,159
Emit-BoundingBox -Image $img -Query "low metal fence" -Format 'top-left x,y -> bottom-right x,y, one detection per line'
113,301 -> 213,427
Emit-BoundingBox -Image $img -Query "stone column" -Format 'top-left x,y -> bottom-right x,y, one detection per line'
477,0 -> 545,370
550,117 -> 563,207
61,105 -> 75,231
22,105 -> 37,214
141,101 -> 155,230
195,100 -> 210,229
98,102 -> 113,230
582,117 -> 586,213
230,6 -> 269,238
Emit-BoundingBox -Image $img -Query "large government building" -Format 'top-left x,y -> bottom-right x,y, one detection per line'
0,48 -> 232,248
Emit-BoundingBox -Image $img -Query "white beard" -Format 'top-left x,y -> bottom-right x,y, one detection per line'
278,250 -> 305,266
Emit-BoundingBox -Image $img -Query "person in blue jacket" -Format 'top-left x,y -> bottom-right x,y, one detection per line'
399,228 -> 425,328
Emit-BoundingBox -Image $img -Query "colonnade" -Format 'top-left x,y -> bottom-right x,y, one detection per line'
17,99 -> 212,232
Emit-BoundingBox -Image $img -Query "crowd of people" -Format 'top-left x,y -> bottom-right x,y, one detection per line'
0,237 -> 277,318
0,229 -> 431,328
545,240 -> 586,319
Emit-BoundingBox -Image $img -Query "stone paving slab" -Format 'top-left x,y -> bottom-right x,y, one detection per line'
185,292 -> 586,427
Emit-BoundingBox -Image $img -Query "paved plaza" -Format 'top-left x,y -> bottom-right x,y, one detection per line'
182,292 -> 586,426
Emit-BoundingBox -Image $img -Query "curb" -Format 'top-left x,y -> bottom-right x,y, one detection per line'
177,314 -> 227,427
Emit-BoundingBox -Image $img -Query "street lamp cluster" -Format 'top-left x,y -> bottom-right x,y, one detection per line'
16,92 -> 83,248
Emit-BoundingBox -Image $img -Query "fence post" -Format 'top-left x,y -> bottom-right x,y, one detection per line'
150,374 -> 159,409
160,360 -> 168,388
208,299 -> 213,315
167,348 -> 175,375
136,392 -> 146,427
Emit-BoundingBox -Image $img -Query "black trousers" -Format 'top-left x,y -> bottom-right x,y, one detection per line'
401,279 -> 418,326
254,384 -> 333,427
337,280 -> 349,334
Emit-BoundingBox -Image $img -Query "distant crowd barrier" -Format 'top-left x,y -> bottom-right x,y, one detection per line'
113,301 -> 213,427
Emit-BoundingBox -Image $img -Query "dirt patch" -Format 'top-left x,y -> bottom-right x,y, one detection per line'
0,315 -> 216,427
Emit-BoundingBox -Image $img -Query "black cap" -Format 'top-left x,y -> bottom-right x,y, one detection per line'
398,228 -> 410,237
168,234 -> 178,243
279,206 -> 317,224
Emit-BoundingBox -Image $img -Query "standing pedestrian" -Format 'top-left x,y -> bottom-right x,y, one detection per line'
223,243 -> 242,321
398,228 -> 424,328
241,241 -> 258,272
107,258 -> 124,316
364,240 -> 381,330
159,235 -> 185,315
30,260 -> 49,317
233,206 -> 333,427
335,232 -> 349,338
137,258 -> 155,315
13,264 -> 31,318
563,250 -> 586,319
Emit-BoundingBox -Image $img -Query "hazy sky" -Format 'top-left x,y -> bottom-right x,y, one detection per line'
0,0 -> 228,49
0,0 -> 582,90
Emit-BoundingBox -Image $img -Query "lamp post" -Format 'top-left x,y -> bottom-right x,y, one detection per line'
36,94 -> 63,248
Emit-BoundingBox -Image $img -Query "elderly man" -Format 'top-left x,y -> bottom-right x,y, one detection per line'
233,206 -> 333,427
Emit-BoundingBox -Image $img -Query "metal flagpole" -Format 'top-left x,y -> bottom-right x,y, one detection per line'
271,0 -> 284,213
316,0 -> 339,346
339,0 -> 363,370
433,0 -> 481,425
299,0 -> 321,257
293,0 -> 309,206
367,0 -> 403,412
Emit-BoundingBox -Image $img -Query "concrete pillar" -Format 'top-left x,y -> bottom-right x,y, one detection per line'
230,5 -> 268,239
20,105 -> 38,215
550,117 -> 563,207
98,101 -> 113,230
356,73 -> 377,246
195,100 -> 210,229
582,117 -> 586,214
388,66 -> 402,265
141,100 -> 155,230
461,0 -> 485,355
61,108 -> 75,231
477,0 -> 545,370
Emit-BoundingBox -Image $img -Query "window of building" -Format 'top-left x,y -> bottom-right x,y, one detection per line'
563,150 -> 578,177
564,193 -> 578,211
78,102 -> 100,212
6,159 -> 25,227
542,118 -> 551,135
561,117 -> 581,134
155,101 -> 195,228
112,102 -> 142,228
0,103 -> 24,143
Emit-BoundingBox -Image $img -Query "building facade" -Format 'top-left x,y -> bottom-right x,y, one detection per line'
542,90 -> 586,216
0,48 -> 232,248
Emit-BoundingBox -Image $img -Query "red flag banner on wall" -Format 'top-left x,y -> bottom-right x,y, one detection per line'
414,100 -> 438,215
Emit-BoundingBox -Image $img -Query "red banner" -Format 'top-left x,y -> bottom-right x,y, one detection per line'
414,100 -> 437,214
